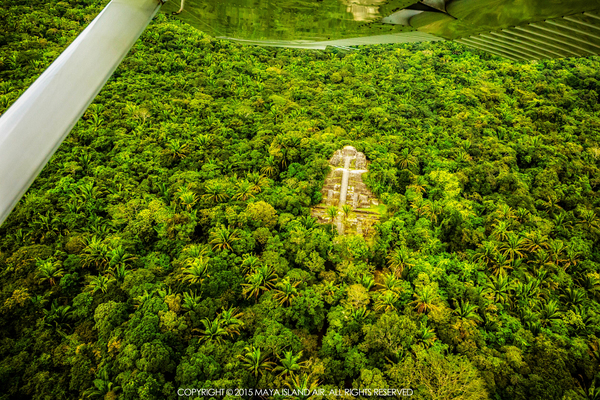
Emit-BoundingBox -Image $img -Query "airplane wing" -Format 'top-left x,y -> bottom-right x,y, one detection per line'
166,0 -> 600,60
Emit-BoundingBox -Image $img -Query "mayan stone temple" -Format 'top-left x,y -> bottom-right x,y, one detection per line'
312,146 -> 381,236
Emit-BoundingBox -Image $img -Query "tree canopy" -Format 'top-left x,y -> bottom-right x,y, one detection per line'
1,0 -> 600,399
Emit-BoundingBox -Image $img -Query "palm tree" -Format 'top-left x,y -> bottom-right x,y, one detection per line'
260,156 -> 278,177
428,201 -> 443,224
484,273 -> 511,305
182,291 -> 201,311
240,253 -> 261,273
491,221 -> 511,242
490,253 -> 513,277
500,233 -> 526,261
73,181 -> 104,208
30,294 -> 48,309
36,258 -> 64,286
572,305 -> 593,333
560,286 -> 587,307
156,182 -> 170,203
537,299 -> 561,327
522,230 -> 549,253
177,188 -> 198,211
513,277 -> 543,309
474,241 -> 498,267
350,306 -> 370,322
301,215 -> 317,230
515,207 -> 530,223
237,346 -> 275,379
397,148 -> 418,170
233,180 -> 256,201
341,204 -> 353,221
536,195 -> 563,215
273,279 -> 300,306
410,286 -> 440,314
575,375 -> 600,400
326,206 -> 338,233
256,265 -> 278,289
87,275 -> 112,294
209,225 -> 240,251
374,290 -> 399,312
321,280 -> 338,298
387,247 -> 414,277
359,274 -> 375,291
43,299 -> 73,330
181,257 -> 210,285
165,139 -> 189,160
453,300 -> 482,326
552,211 -> 573,237
107,245 -> 137,269
181,244 -> 209,259
195,133 -> 213,149
532,248 -> 554,269
547,239 -> 567,265
242,272 -> 263,301
81,235 -> 110,269
32,212 -> 61,240
134,290 -> 152,309
219,306 -> 244,337
284,373 -> 320,395
588,338 -> 600,364
202,181 -> 229,204
563,247 -> 581,271
273,350 -> 306,378
414,323 -> 437,349
83,370 -> 120,399
377,272 -> 403,294
197,317 -> 228,344
246,173 -> 270,193
577,274 -> 600,299
242,265 -> 278,301
86,111 -> 104,133
495,204 -> 516,222
407,174 -> 427,195
455,149 -> 472,165
109,264 -> 129,283
577,209 -> 600,236
521,305 -> 543,336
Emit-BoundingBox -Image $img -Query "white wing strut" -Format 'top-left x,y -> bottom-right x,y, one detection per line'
0,0 -> 163,226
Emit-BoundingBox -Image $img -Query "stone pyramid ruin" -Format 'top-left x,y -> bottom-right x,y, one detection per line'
311,146 -> 381,236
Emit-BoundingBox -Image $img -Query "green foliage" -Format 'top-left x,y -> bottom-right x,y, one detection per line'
388,350 -> 489,400
0,2 -> 600,398
94,301 -> 129,343
237,345 -> 275,379
35,258 -> 64,286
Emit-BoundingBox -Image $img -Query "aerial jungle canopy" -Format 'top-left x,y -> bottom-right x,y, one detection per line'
2,0 -> 600,226
0,0 -> 600,399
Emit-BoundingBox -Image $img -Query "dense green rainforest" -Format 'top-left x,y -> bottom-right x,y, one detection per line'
1,0 -> 600,399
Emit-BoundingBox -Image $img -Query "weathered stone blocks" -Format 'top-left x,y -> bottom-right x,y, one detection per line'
311,146 -> 381,236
